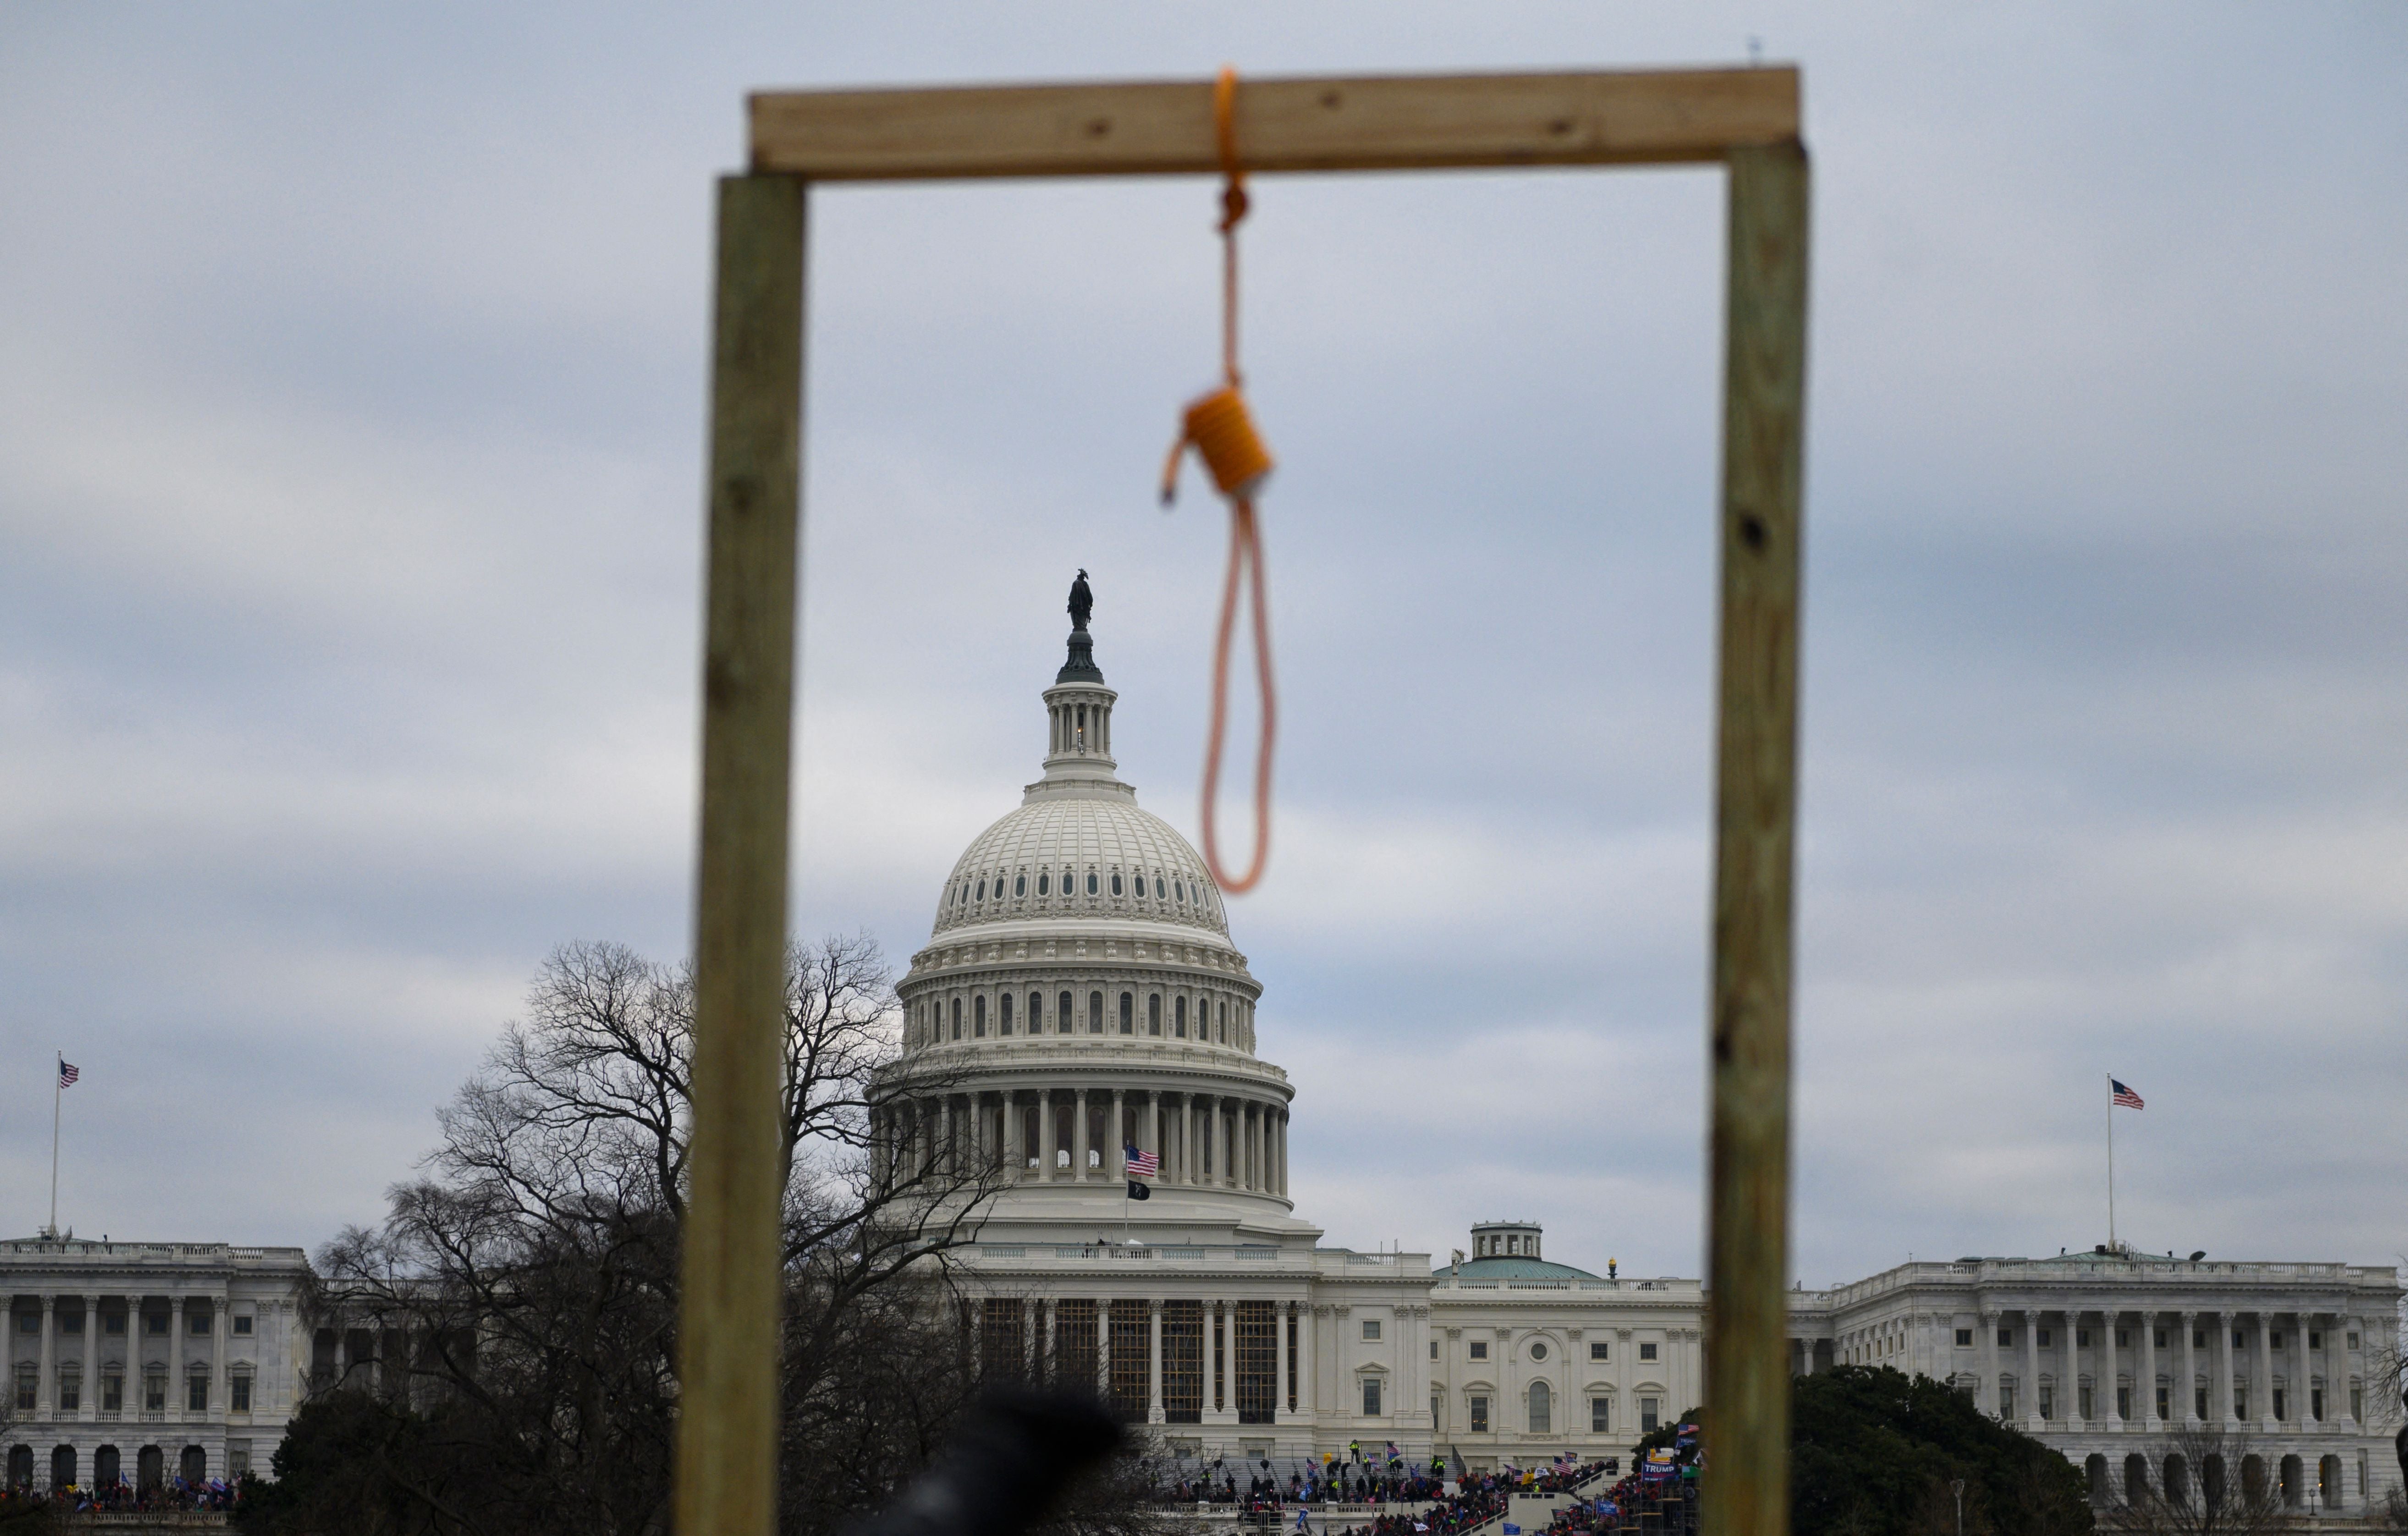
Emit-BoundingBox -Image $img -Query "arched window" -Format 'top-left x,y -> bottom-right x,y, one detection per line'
1175,997 -> 1188,1037
1037,871 -> 1049,895
1059,991 -> 1074,1034
1030,992 -> 1044,1032
975,879 -> 985,901
1218,1001 -> 1227,1042
1086,871 -> 1098,895
1175,878 -> 1186,902
1528,1380 -> 1552,1433
1111,872 -> 1124,895
1119,993 -> 1134,1034
1089,991 -> 1104,1034
998,993 -> 1013,1035
950,999 -> 961,1041
1014,874 -> 1025,896
974,996 -> 987,1037
1155,875 -> 1166,898
1147,995 -> 1162,1035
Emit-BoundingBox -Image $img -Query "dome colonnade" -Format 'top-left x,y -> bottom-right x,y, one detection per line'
870,610 -> 1292,1213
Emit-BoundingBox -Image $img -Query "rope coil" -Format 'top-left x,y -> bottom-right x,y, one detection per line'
1161,66 -> 1276,895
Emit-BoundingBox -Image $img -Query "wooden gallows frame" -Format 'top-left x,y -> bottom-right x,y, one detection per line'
678,66 -> 1809,1536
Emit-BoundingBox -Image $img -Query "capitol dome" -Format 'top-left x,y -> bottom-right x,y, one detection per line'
934,791 -> 1227,940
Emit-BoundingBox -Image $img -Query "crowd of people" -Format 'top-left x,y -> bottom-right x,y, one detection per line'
0,1476 -> 246,1514
1160,1448 -> 1615,1536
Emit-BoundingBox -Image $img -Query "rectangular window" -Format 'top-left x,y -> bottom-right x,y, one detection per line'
2157,1385 -> 2170,1419
1469,1394 -> 1489,1433
2196,1387 -> 2209,1420
1640,1342 -> 1658,1361
2117,1386 -> 2130,1418
1592,1396 -> 1611,1432
1955,1329 -> 1973,1347
2039,1384 -> 2055,1419
12,1368 -> 31,1412
1430,1340 -> 1438,1360
2351,1387 -> 2364,1420
1052,1299 -> 1098,1390
1591,1340 -> 1609,1362
228,1445 -> 250,1478
2234,1388 -> 2248,1419
1468,1340 -> 1488,1360
2272,1387 -> 2286,1421
2308,1331 -> 2321,1350
2078,1384 -> 2094,1419
1639,1397 -> 1660,1432
14,1314 -> 33,1335
2310,1387 -> 2323,1420
59,1374 -> 79,1412
2270,1333 -> 2283,1349
1361,1376 -> 1382,1417
192,1313 -> 211,1335
1234,1302 -> 1277,1425
1161,1301 -> 1204,1424
188,1375 -> 209,1411
234,1315 -> 253,1336
2038,1328 -> 2051,1348
104,1312 -> 125,1336
62,1312 -> 84,1335
1998,1328 -> 2013,1347
2155,1329 -> 2168,1349
2347,1332 -> 2360,1350
1107,1301 -> 1149,1422
103,1375 -> 122,1412
1362,1319 -> 1381,1341
2077,1329 -> 2090,1348
2194,1330 -> 2207,1349
231,1375 -> 253,1413
2233,1331 -> 2245,1349
145,1375 -> 166,1413
2000,1383 -> 2015,1419
2116,1329 -> 2129,1348
1433,1390 -> 1444,1427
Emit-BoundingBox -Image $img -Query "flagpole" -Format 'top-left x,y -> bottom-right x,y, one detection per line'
50,1050 -> 63,1239
2105,1073 -> 2116,1252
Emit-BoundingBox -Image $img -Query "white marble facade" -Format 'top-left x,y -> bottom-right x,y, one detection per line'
1789,1253 -> 2403,1516
881,617 -> 2405,1504
0,1238 -> 311,1491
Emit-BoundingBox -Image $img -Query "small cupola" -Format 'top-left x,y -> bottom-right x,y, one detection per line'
1469,1220 -> 1543,1261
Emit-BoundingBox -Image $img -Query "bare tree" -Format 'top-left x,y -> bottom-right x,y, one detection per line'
259,936 -> 1018,1536
2100,1424 -> 2301,1536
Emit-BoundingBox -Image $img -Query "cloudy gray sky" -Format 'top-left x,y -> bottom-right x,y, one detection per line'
3,3 -> 2402,1286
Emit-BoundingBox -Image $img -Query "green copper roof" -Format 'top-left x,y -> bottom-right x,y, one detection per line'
1450,1255 -> 1601,1281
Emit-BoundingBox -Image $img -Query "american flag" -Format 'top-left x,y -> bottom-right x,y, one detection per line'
1124,1143 -> 1159,1178
57,1059 -> 79,1088
2111,1079 -> 2144,1110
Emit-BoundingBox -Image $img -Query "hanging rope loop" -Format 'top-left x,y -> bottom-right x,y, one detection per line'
1159,66 -> 1276,895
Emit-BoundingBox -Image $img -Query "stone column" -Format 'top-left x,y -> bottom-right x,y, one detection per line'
2254,1314 -> 2274,1429
1002,1090 -> 1021,1177
2179,1311 -> 2199,1423
1276,1111 -> 1288,1195
2339,1315 -> 2358,1424
2106,1307 -> 2124,1427
1276,1302 -> 1290,1420
1073,1087 -> 1090,1181
2215,1311 -> 2235,1424
2140,1309 -> 2158,1426
1982,1310 -> 2001,1418
2023,1310 -> 2042,1429
1036,1087 -> 1054,1179
37,1295 -> 56,1417
169,1295 -> 187,1423
1177,1094 -> 1193,1184
1110,1088 -> 1126,1178
1148,1301 -> 1165,1424
1300,1303 -> 1317,1415
2066,1308 -> 2082,1425
211,1294 -> 228,1421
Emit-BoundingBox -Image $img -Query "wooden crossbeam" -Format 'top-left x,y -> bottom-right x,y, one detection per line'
751,67 -> 1798,180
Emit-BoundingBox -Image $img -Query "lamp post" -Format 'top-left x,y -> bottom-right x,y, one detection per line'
1951,1478 -> 1966,1536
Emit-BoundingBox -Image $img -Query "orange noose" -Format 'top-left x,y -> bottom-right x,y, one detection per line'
1162,66 -> 1276,894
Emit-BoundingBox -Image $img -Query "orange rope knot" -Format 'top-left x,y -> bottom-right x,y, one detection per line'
1158,66 -> 1277,896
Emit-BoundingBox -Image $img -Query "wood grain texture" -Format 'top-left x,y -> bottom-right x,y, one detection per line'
675,172 -> 805,1536
750,68 -> 1797,180
1703,139 -> 1808,1536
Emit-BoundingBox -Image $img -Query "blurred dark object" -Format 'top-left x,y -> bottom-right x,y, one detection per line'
847,1388 -> 1121,1536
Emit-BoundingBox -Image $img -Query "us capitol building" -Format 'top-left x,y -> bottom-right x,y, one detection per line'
0,598 -> 2396,1517
864,602 -> 2402,1514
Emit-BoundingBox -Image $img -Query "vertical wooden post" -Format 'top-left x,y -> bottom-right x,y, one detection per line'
1703,138 -> 1808,1536
677,171 -> 806,1536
